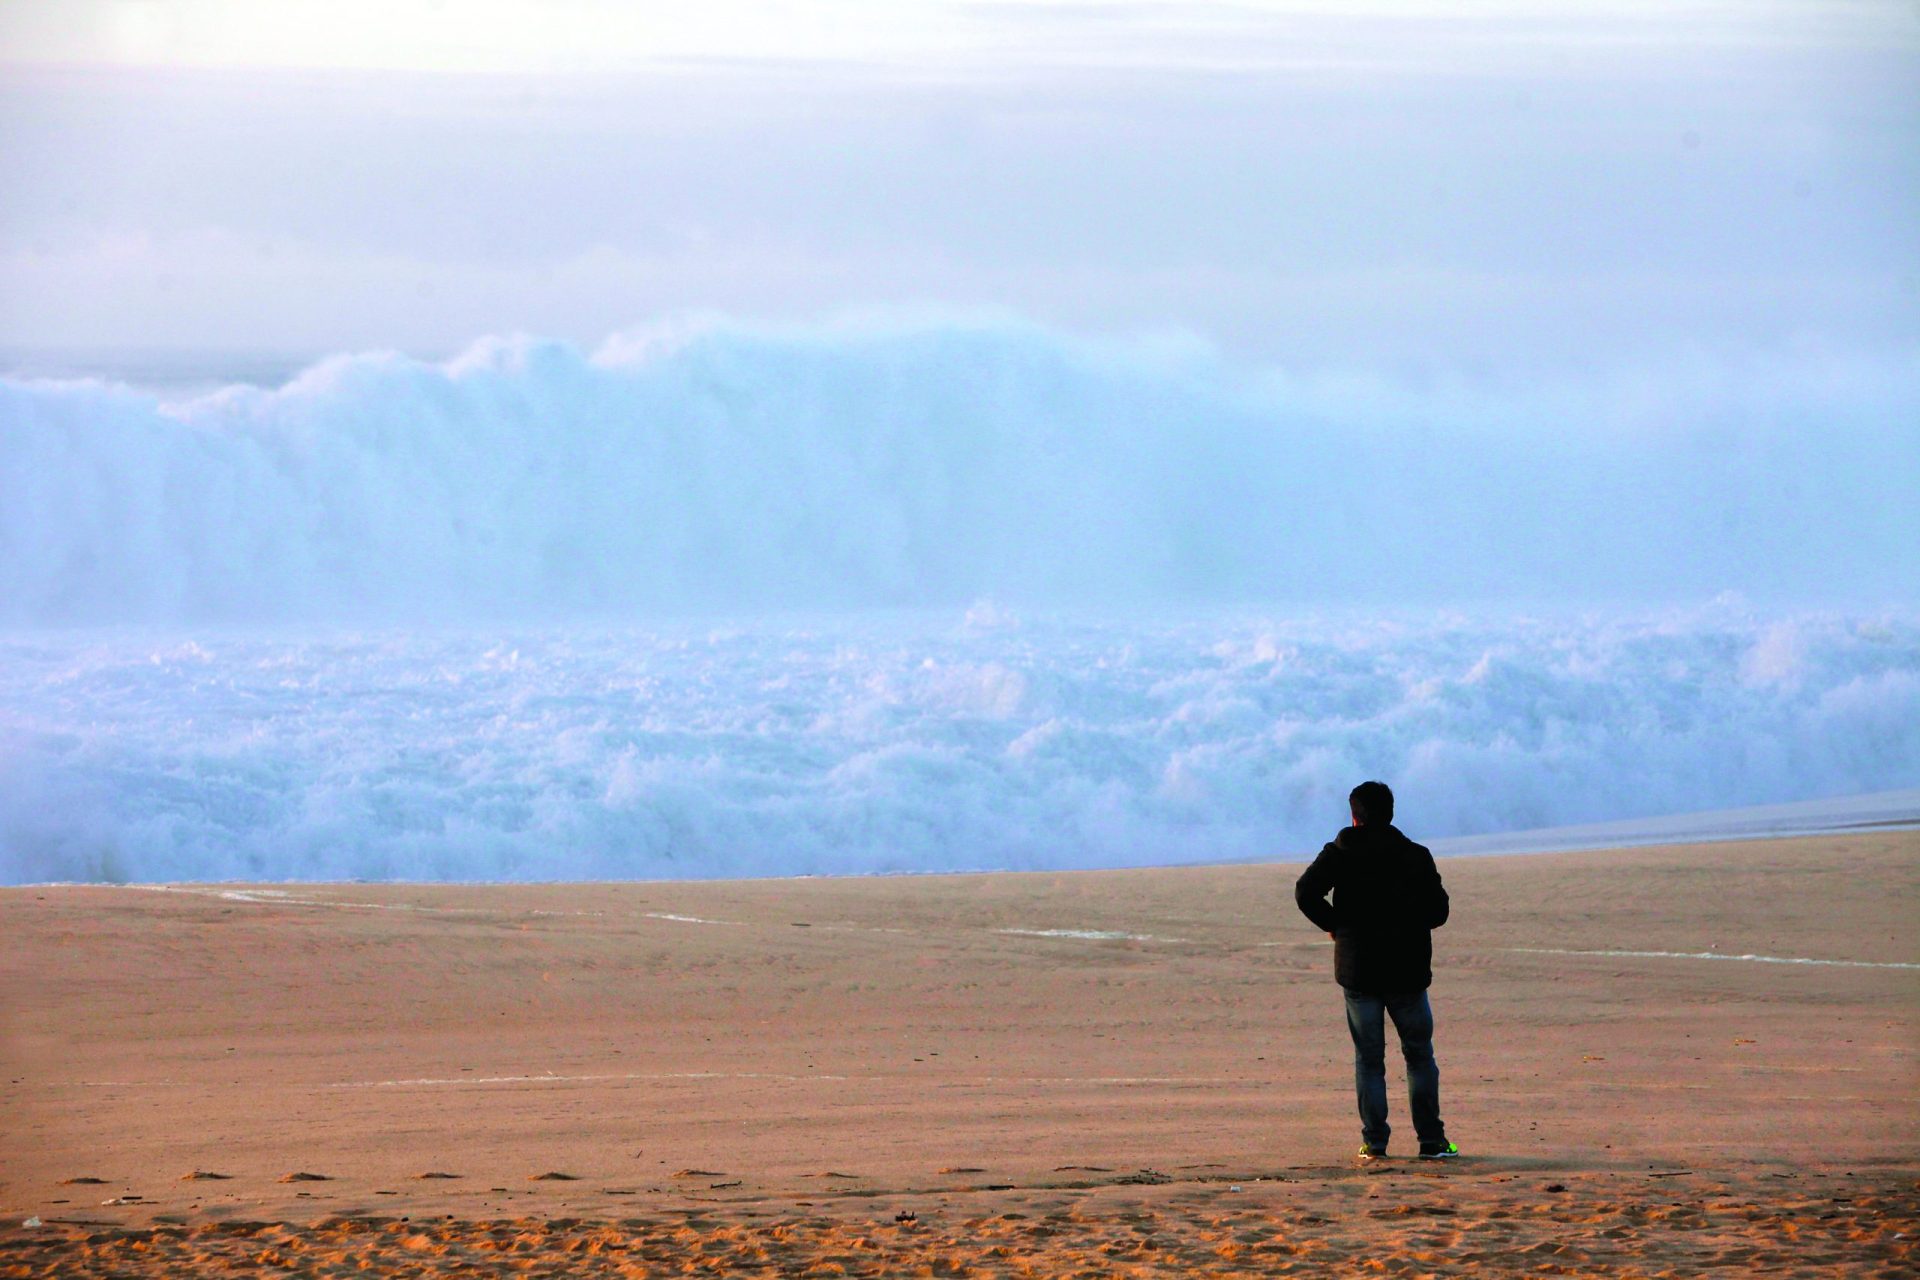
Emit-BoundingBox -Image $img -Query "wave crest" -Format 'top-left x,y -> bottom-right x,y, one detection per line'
4,317 -> 1915,623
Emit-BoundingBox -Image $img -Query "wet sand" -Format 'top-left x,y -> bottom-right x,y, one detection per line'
2,830 -> 1915,1275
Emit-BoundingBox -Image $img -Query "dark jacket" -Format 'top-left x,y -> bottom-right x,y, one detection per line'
1294,823 -> 1449,993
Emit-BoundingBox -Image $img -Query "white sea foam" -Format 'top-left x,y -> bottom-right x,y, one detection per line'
2,607 -> 1915,884
328,1071 -> 851,1089
2,317 -> 1915,624
996,928 -> 1184,943
1506,948 -> 1920,971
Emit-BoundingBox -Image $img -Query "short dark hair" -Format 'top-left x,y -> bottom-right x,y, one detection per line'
1349,780 -> 1394,825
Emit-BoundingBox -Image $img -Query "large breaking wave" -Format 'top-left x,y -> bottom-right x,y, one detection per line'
3,317 -> 1917,882
3,316 -> 1916,622
2,606 -> 1916,883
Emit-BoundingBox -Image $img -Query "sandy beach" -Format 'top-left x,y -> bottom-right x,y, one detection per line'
2,829 -> 1915,1276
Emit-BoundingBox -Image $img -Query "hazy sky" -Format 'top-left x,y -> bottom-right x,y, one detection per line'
1,0 -> 1915,374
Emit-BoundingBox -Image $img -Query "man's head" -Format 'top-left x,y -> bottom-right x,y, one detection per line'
1349,780 -> 1394,826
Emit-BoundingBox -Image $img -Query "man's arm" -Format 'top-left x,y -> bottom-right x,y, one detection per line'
1420,847 -> 1450,929
1294,845 -> 1340,934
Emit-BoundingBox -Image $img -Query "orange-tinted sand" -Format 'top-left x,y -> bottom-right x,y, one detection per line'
2,830 -> 1915,1276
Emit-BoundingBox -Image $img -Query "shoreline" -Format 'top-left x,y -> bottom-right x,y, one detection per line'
1425,786 -> 1920,860
8,787 -> 1918,892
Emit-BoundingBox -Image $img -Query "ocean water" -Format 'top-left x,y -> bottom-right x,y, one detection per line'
3,318 -> 1916,883
3,606 -> 1915,884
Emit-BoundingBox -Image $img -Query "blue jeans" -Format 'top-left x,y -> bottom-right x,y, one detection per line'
1343,988 -> 1446,1152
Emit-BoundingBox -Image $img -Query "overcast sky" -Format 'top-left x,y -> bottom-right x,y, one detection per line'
1,0 -> 1915,376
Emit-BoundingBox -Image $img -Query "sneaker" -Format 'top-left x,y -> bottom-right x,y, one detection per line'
1356,1144 -> 1388,1162
1418,1141 -> 1460,1161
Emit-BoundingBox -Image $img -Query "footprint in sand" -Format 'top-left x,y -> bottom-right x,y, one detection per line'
414,1172 -> 462,1180
670,1169 -> 725,1179
941,1167 -> 987,1174
59,1177 -> 108,1186
278,1172 -> 332,1183
529,1172 -> 580,1181
180,1171 -> 233,1181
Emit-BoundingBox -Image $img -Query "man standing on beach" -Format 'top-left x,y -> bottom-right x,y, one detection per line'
1295,781 -> 1459,1161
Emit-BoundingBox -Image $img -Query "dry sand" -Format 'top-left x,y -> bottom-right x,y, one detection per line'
2,830 -> 1915,1276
